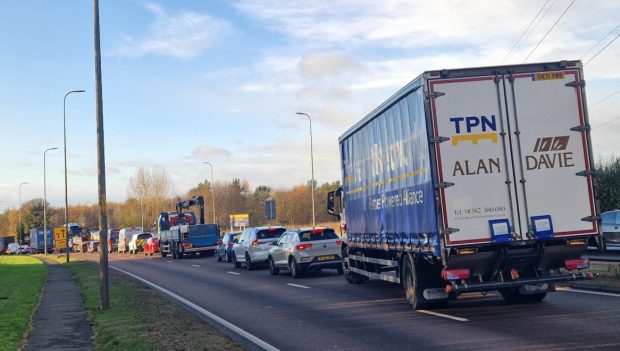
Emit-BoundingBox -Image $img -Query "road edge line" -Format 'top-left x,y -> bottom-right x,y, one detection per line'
110,265 -> 279,351
556,286 -> 620,298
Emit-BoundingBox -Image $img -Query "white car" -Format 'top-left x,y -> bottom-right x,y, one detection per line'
6,243 -> 20,255
232,226 -> 286,270
128,233 -> 154,254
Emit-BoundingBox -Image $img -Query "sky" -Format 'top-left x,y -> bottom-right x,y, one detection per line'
0,0 -> 618,209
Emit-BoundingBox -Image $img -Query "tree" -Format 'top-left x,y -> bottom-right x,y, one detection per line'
127,166 -> 173,229
597,155 -> 620,212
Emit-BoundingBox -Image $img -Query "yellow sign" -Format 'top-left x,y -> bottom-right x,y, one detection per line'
54,227 -> 67,249
229,214 -> 249,227
534,72 -> 565,81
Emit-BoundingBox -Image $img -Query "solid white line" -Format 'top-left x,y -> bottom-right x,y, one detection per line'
110,265 -> 279,351
417,309 -> 469,322
227,271 -> 241,275
191,264 -> 200,268
556,286 -> 620,298
286,283 -> 310,289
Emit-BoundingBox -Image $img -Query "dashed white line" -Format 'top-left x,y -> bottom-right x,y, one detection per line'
191,264 -> 201,268
286,283 -> 310,289
166,260 -> 173,263
417,309 -> 469,322
557,286 -> 620,298
109,265 -> 279,351
227,271 -> 241,275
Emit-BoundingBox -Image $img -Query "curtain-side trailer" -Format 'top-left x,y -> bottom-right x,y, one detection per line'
328,60 -> 600,309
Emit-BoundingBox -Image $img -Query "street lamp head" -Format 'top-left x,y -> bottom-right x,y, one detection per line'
74,90 -> 85,93
20,181 -> 29,186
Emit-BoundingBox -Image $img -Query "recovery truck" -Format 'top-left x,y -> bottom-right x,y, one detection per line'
158,196 -> 220,259
328,60 -> 600,308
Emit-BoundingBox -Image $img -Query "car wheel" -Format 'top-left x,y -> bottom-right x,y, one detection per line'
232,252 -> 241,268
225,252 -> 230,263
246,254 -> 254,271
269,257 -> 279,275
337,265 -> 344,275
289,258 -> 301,279
217,252 -> 222,262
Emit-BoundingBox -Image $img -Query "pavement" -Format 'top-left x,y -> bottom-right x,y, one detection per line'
23,258 -> 94,351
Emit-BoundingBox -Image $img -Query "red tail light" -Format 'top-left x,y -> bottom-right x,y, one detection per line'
335,240 -> 342,246
252,239 -> 259,246
268,227 -> 278,232
311,228 -> 324,233
441,268 -> 470,281
565,258 -> 589,270
216,239 -> 222,244
296,243 -> 313,250
227,242 -> 234,247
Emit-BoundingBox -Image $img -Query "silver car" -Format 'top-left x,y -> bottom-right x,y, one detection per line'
232,226 -> 287,270
268,227 -> 344,278
602,210 -> 620,246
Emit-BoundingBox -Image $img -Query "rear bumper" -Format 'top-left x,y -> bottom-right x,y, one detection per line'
448,271 -> 593,293
182,245 -> 217,253
299,255 -> 342,271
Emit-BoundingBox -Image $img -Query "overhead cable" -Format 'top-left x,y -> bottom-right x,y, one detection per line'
501,0 -> 552,64
584,33 -> 620,66
523,0 -> 576,63
581,24 -> 619,59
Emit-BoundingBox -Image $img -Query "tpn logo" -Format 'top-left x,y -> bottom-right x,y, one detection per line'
449,115 -> 498,146
533,136 -> 569,152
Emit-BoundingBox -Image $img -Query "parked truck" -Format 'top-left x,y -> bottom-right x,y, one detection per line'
158,196 -> 220,258
327,60 -> 599,309
30,227 -> 54,254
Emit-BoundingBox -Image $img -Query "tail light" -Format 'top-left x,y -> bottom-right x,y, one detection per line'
216,239 -> 222,244
252,239 -> 259,246
311,228 -> 324,233
335,240 -> 342,246
296,243 -> 313,250
268,227 -> 278,232
565,258 -> 589,270
441,268 -> 470,281
227,242 -> 234,247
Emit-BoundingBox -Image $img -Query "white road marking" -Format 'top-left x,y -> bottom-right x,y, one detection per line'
286,283 -> 310,289
110,265 -> 279,351
556,286 -> 620,298
417,309 -> 469,322
227,271 -> 241,275
191,264 -> 200,268
166,260 -> 173,263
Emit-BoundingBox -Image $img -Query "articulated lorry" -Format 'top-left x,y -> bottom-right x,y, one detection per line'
328,60 -> 600,308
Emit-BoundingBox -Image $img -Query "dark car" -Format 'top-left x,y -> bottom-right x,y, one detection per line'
217,231 -> 241,262
602,210 -> 620,246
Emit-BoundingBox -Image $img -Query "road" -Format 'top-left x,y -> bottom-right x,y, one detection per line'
76,253 -> 620,351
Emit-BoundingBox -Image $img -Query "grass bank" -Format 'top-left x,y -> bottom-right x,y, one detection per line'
44,255 -> 242,350
0,256 -> 46,351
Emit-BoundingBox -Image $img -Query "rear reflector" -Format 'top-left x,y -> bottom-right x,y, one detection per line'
335,240 -> 342,246
296,243 -> 313,251
565,258 -> 589,270
441,269 -> 470,281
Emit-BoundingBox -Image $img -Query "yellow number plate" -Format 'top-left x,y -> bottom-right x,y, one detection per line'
318,255 -> 335,261
533,72 -> 565,81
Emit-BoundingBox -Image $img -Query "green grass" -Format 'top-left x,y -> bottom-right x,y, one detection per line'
59,260 -> 242,350
0,256 -> 46,351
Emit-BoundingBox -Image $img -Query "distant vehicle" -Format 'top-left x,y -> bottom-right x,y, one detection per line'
7,243 -> 20,254
268,227 -> 343,278
143,236 -> 159,256
29,227 -> 54,254
87,241 -> 99,253
232,226 -> 286,270
0,237 -> 15,254
601,210 -> 620,246
128,232 -> 154,254
216,232 -> 241,262
108,228 -> 120,252
118,227 -> 143,254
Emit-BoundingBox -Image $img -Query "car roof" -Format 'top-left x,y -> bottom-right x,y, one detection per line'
288,227 -> 334,233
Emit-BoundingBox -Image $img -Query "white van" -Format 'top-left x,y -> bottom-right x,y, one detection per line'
7,243 -> 21,254
118,227 -> 143,254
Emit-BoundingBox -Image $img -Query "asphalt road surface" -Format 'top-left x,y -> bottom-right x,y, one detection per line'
76,252 -> 620,351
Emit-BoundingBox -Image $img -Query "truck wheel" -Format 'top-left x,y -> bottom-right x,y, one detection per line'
500,288 -> 547,303
177,245 -> 184,259
402,255 -> 420,309
289,258 -> 301,278
232,252 -> 241,268
246,254 -> 254,271
160,250 -> 168,258
337,265 -> 344,275
269,257 -> 279,275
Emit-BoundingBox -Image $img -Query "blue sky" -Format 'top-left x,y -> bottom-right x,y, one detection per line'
1,0 -> 619,209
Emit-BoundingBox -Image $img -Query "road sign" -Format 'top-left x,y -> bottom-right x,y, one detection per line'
229,214 -> 250,228
54,227 -> 67,250
265,200 -> 276,220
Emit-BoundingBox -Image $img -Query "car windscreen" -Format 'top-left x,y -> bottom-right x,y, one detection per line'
602,212 -> 620,225
257,228 -> 286,239
299,230 -> 339,242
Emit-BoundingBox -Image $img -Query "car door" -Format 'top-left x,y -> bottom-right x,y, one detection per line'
235,230 -> 249,262
273,233 -> 289,267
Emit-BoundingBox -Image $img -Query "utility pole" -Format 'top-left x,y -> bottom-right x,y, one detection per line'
94,0 -> 109,310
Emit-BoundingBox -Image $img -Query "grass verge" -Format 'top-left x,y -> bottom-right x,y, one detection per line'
0,256 -> 46,351
44,255 -> 242,350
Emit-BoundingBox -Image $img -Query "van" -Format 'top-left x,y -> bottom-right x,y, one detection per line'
118,227 -> 143,254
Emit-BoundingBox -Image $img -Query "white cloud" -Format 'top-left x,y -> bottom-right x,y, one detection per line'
115,3 -> 233,59
191,146 -> 233,159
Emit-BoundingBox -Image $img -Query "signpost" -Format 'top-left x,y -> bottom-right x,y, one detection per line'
229,214 -> 249,231
54,226 -> 67,252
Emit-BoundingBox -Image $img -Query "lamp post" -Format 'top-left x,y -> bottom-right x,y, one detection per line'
202,162 -> 216,224
43,147 -> 59,255
18,182 -> 29,245
63,89 -> 85,262
140,185 -> 144,230
295,112 -> 316,228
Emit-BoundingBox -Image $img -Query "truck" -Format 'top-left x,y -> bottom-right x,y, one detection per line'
158,196 -> 220,258
29,227 -> 54,254
327,60 -> 599,309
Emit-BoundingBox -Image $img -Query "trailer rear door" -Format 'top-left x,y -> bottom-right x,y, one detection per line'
428,66 -> 597,246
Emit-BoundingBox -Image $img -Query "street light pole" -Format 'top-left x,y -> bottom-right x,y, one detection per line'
202,162 -> 216,224
18,182 -> 29,245
63,89 -> 85,263
43,147 -> 59,256
296,112 -> 316,228
140,185 -> 144,229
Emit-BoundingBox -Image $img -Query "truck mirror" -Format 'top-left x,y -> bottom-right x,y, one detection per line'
327,187 -> 342,220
